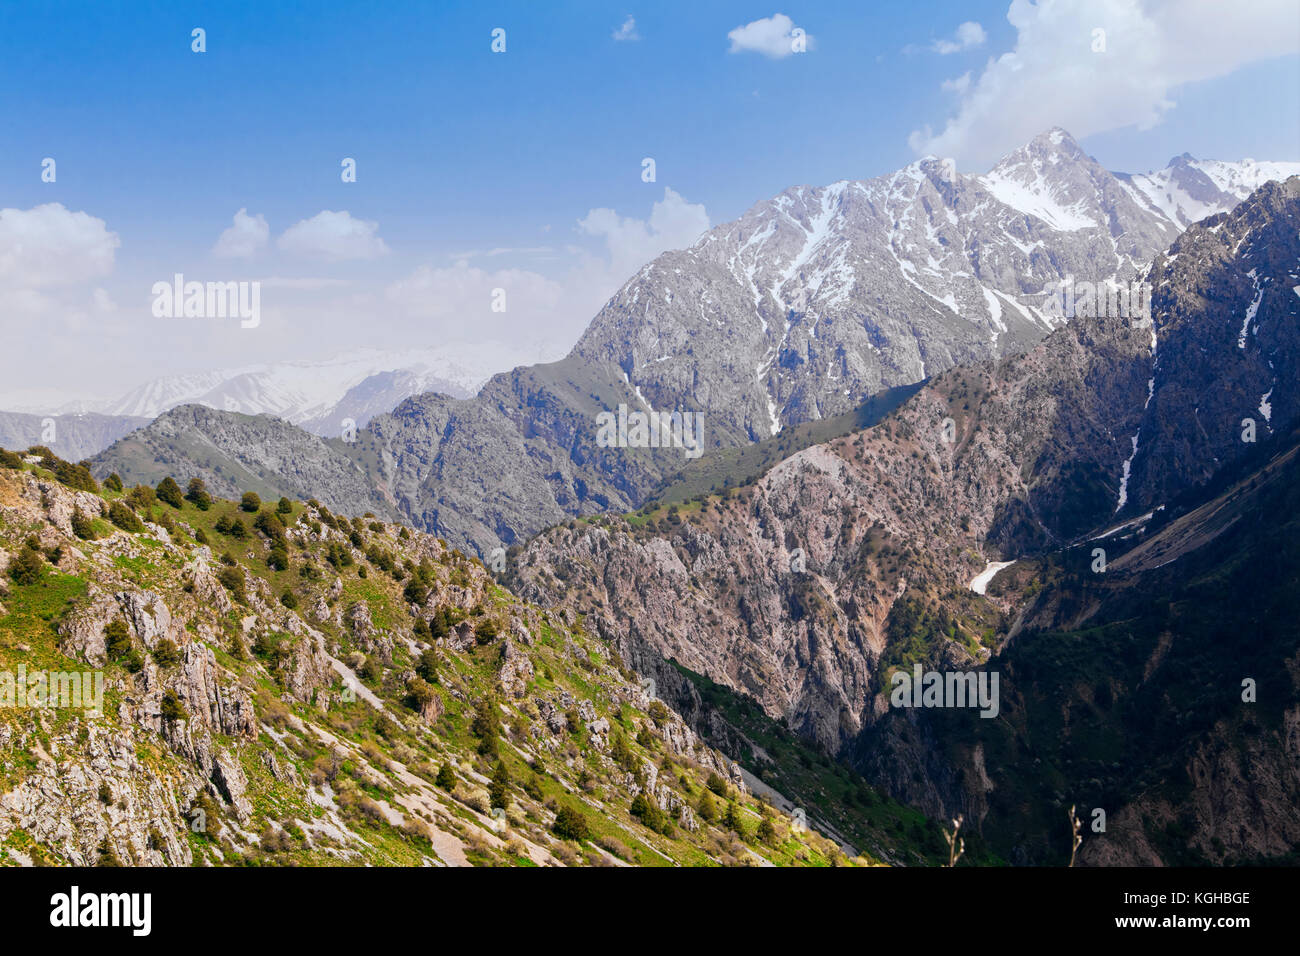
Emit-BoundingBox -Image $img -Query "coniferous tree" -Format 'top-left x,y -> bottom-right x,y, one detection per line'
7,544 -> 43,586
156,476 -> 184,508
489,761 -> 511,809
185,477 -> 211,510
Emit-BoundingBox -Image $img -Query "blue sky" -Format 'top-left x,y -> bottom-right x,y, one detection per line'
0,0 -> 1297,402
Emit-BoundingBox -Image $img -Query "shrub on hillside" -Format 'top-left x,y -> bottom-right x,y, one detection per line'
185,478 -> 211,510
54,459 -> 98,492
160,690 -> 188,722
105,618 -> 133,659
7,545 -> 44,586
152,639 -> 182,667
217,564 -> 246,603
71,507 -> 97,541
156,476 -> 184,508
415,648 -> 438,682
127,485 -> 157,510
108,501 -> 144,533
552,805 -> 590,842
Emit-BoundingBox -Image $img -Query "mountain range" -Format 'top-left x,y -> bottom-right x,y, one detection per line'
0,342 -> 556,458
93,130 -> 1300,556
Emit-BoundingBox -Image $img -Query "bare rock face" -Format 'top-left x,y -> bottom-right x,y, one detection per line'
279,615 -> 339,703
185,550 -> 233,616
23,478 -> 104,538
0,721 -> 193,866
211,750 -> 254,822
117,589 -> 186,651
57,587 -> 121,666
345,600 -> 393,662
175,642 -> 256,738
497,640 -> 534,699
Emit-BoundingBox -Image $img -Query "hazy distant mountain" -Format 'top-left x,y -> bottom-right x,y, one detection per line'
96,344 -> 550,436
0,411 -> 149,462
92,404 -> 393,518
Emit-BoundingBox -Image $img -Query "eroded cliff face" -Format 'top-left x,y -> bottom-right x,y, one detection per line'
511,301 -> 1155,754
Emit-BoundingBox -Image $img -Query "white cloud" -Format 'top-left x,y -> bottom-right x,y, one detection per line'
727,13 -> 812,59
941,71 -> 972,94
910,0 -> 1300,168
386,189 -> 710,349
385,260 -> 564,325
213,208 -> 269,258
932,21 -> 987,54
0,203 -> 119,288
613,15 -> 639,42
448,246 -> 555,259
277,210 -> 389,261
577,187 -> 709,281
259,276 -> 351,290
92,288 -> 116,313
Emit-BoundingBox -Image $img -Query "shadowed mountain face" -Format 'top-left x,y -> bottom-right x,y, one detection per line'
93,134 -> 1296,557
852,433 -> 1300,865
503,178 -> 1300,863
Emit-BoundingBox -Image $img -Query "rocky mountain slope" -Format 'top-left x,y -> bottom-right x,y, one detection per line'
1119,153 -> 1300,229
94,133 -> 1297,556
502,178 -> 1300,862
92,404 -> 393,520
0,448 -> 949,866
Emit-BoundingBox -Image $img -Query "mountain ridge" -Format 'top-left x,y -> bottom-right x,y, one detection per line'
92,132 -> 1300,555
